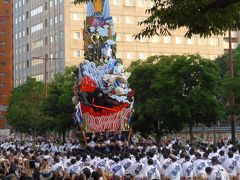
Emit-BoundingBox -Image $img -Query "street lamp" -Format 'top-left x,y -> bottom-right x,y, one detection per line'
32,56 -> 61,97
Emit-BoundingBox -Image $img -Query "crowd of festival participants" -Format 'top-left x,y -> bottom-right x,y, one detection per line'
0,132 -> 238,180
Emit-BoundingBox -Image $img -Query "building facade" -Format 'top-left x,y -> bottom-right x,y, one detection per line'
0,0 -> 12,128
13,0 -> 225,87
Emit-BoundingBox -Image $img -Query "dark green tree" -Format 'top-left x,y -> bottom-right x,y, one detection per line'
129,55 -> 224,143
7,78 -> 45,136
43,66 -> 77,142
215,47 -> 240,138
135,0 -> 240,39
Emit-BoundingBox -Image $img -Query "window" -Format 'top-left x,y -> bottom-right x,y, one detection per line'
18,16 -> 21,23
55,16 -> 58,23
73,32 -> 81,39
0,62 -> 6,66
125,0 -> 133,6
138,0 -> 145,7
116,34 -> 121,41
19,0 -> 21,7
163,36 -> 171,43
19,31 -> 22,38
151,36 -> 158,43
23,30 -> 25,37
32,59 -> 43,66
27,43 -> 29,51
73,13 -> 81,21
50,0 -> 53,7
31,23 -> 43,33
113,16 -> 121,24
138,17 -> 145,23
26,27 -> 29,35
50,35 -> 53,43
31,6 -> 43,17
0,20 -> 6,24
15,18 -> 18,25
50,18 -> 53,25
126,52 -> 135,60
187,38 -> 194,45
60,32 -> 63,39
175,37 -> 182,44
0,41 -> 6,46
0,72 -> 6,77
15,2 -> 17,8
60,14 -> 63,22
0,51 -> 6,56
15,33 -> 18,40
3,0 -> 9,4
113,0 -> 120,5
0,31 -> 6,35
125,16 -> 134,24
199,38 -> 206,45
55,0 -> 57,5
210,38 -> 219,46
0,83 -> 5,87
22,14 -> 25,21
74,50 -> 81,57
26,11 -> 29,19
126,34 -> 134,41
139,52 -> 147,59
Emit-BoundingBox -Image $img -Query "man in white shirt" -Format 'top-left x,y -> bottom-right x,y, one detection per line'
110,158 -> 125,178
193,152 -> 208,179
182,155 -> 195,180
221,151 -> 239,180
206,166 -> 230,180
121,153 -> 134,175
143,159 -> 161,179
131,155 -> 145,180
165,155 -> 182,180
66,158 -> 81,176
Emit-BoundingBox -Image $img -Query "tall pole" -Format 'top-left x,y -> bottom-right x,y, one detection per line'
228,30 -> 235,144
44,55 -> 48,97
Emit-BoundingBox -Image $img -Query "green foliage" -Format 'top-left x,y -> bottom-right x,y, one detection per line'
44,66 -> 77,135
7,78 -> 45,133
129,55 -> 224,139
74,0 -> 89,4
215,46 -> 240,115
136,0 -> 240,39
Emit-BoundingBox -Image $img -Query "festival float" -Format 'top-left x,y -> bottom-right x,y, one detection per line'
73,0 -> 134,134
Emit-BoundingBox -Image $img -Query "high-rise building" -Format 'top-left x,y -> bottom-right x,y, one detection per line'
0,0 -> 12,128
13,0 -> 225,87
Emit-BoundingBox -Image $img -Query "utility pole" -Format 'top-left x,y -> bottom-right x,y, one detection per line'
228,30 -> 235,144
32,56 -> 61,97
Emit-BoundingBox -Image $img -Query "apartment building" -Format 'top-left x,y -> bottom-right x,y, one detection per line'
0,0 -> 12,128
13,0 -> 225,87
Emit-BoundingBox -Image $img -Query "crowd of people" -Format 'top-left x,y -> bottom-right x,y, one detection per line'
0,133 -> 238,180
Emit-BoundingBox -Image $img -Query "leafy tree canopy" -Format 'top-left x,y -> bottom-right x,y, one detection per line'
129,55 -> 224,141
43,66 -> 77,140
135,0 -> 240,39
7,78 -> 45,133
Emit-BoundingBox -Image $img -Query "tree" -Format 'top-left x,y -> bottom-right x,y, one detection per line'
135,0 -> 240,39
215,46 -> 240,143
129,55 -> 224,143
7,78 -> 45,136
43,66 -> 77,142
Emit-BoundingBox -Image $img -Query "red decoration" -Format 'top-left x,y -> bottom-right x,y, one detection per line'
80,76 -> 97,93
